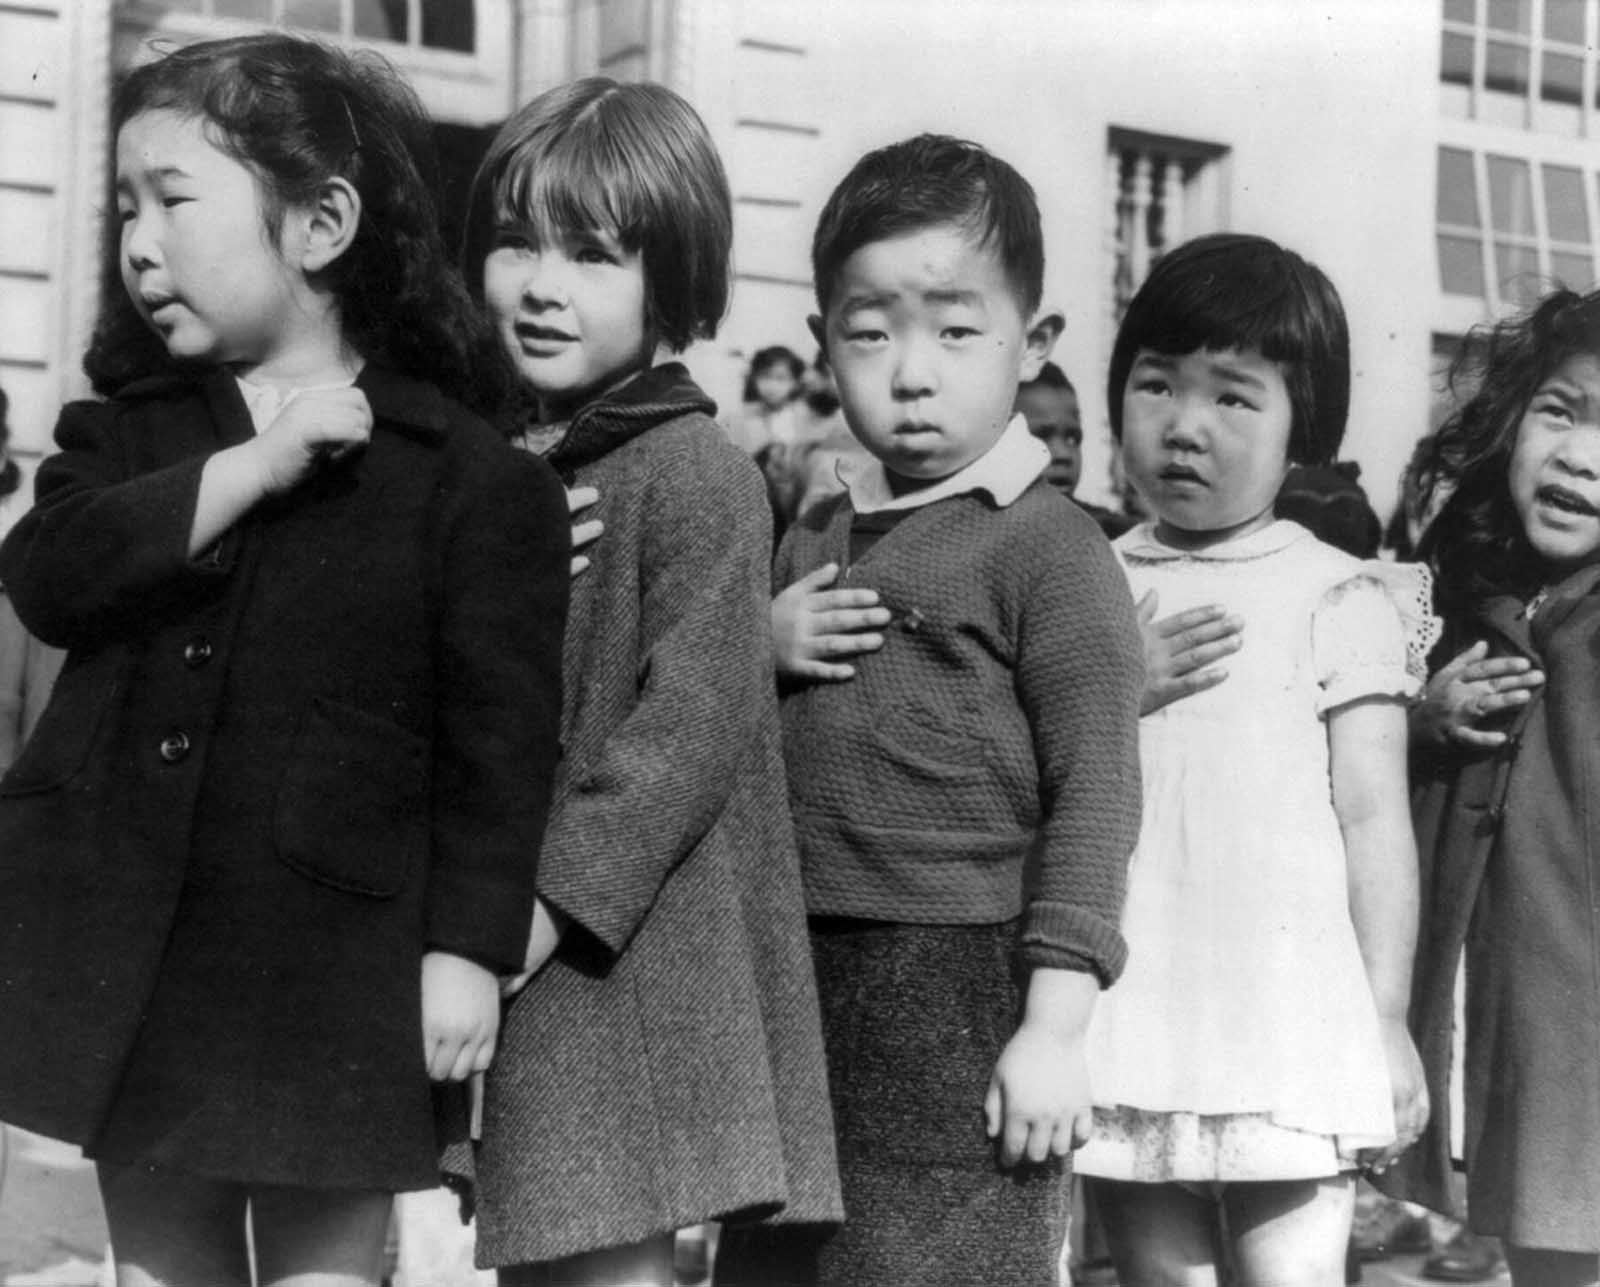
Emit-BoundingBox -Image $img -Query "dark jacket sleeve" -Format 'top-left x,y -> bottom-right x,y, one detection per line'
536,431 -> 773,959
0,399 -> 233,650
424,437 -> 570,972
1017,507 -> 1144,985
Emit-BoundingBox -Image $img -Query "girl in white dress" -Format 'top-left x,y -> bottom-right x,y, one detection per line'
1077,234 -> 1433,1287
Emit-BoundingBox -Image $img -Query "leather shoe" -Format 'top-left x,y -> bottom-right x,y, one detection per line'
1423,1228 -> 1503,1282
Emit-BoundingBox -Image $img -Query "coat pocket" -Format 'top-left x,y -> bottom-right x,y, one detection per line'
0,647 -> 120,797
275,696 -> 428,898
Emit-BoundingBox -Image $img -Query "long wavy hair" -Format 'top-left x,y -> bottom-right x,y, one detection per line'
1418,288 -> 1600,615
86,33 -> 504,412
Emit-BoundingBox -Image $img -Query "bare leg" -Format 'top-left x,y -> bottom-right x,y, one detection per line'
1091,1178 -> 1225,1287
251,1186 -> 392,1287
97,1163 -> 252,1287
499,1234 -> 677,1287
1505,1245 -> 1600,1287
1224,1176 -> 1353,1287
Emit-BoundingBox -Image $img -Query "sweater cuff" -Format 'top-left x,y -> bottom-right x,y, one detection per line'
1018,900 -> 1128,988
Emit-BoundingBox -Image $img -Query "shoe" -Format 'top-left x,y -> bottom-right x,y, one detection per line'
1352,1204 -> 1433,1261
674,1226 -> 712,1285
1071,1258 -> 1119,1287
1422,1229 -> 1503,1282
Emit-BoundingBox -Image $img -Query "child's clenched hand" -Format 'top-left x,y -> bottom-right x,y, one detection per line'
772,562 -> 891,681
1411,639 -> 1543,749
246,387 -> 373,495
1138,589 -> 1243,715
422,951 -> 501,1082
1359,1019 -> 1430,1175
567,485 -> 603,578
985,1020 -> 1092,1169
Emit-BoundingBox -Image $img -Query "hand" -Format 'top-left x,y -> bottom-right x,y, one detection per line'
567,485 -> 603,578
771,562 -> 892,681
1138,590 -> 1244,715
501,898 -> 569,998
1360,1019 -> 1429,1175
983,1021 -> 1092,1169
244,387 -> 373,496
421,951 -> 501,1082
1412,640 -> 1543,750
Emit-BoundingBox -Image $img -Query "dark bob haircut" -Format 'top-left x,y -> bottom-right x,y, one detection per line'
743,345 -> 805,403
87,33 -> 497,409
1418,287 -> 1600,613
1106,233 -> 1351,468
1022,360 -> 1075,394
463,78 -> 732,354
811,134 -> 1044,319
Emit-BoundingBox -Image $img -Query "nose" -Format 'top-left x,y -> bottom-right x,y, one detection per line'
517,252 -> 569,310
891,334 -> 938,402
1553,427 -> 1600,480
1162,397 -> 1209,452
122,210 -> 157,273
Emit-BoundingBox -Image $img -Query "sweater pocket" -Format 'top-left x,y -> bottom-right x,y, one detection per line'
868,701 -> 996,828
274,696 -> 427,898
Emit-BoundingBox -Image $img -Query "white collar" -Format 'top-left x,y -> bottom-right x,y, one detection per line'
842,414 -> 1049,514
1117,518 -> 1312,562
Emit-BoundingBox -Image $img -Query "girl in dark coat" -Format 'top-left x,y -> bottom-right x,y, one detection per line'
1390,288 -> 1600,1287
0,34 -> 568,1287
458,78 -> 841,1285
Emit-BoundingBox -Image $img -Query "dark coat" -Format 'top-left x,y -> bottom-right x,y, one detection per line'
1382,567 -> 1600,1252
467,364 -> 842,1266
0,367 -> 568,1190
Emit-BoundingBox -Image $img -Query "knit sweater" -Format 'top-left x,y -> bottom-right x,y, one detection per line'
776,480 -> 1143,983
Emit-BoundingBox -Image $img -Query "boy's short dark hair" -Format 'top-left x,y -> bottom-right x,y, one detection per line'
1106,232 -> 1350,467
1021,361 -> 1075,394
811,134 -> 1044,318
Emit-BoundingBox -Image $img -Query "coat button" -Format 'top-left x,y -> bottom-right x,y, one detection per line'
159,732 -> 191,763
183,638 -> 213,668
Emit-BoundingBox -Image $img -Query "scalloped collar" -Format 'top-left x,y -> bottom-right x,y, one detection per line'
1117,518 -> 1312,562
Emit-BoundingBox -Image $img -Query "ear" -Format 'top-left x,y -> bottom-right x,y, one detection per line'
298,177 -> 362,275
1018,308 -> 1065,382
806,313 -> 828,360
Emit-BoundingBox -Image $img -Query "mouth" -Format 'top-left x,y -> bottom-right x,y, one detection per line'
893,421 -> 941,438
515,322 -> 577,345
141,293 -> 179,317
1536,482 -> 1599,518
1158,462 -> 1207,487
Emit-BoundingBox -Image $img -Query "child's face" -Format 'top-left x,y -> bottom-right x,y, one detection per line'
1120,346 -> 1293,547
811,224 -> 1051,486
753,364 -> 799,411
1016,385 -> 1082,495
116,110 -> 308,378
482,221 -> 653,421
1510,351 -> 1600,573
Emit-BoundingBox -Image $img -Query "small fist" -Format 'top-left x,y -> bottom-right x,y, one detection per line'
250,386 -> 373,495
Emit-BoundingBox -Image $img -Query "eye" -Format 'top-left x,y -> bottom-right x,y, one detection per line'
844,328 -> 887,344
1131,375 -> 1171,396
116,206 -> 136,225
576,243 -> 617,266
492,228 -> 534,253
1535,398 -> 1574,423
1218,391 -> 1259,411
941,325 -> 980,341
160,196 -> 192,210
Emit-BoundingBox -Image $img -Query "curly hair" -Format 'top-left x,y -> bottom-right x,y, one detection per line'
86,33 -> 504,412
462,78 -> 732,355
1107,233 -> 1350,468
1418,287 -> 1600,614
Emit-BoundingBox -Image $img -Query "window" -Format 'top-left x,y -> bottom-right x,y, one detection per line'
1435,144 -> 1598,307
1106,129 -> 1228,321
145,0 -> 474,52
1441,0 -> 1596,134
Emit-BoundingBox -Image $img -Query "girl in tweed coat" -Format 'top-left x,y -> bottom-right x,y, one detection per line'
458,79 -> 841,1285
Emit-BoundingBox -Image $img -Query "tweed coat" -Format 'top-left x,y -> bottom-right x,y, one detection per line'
468,364 -> 842,1266
1381,565 -> 1600,1251
0,366 -> 568,1190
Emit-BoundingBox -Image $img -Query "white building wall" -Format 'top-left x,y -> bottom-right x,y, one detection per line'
679,0 -> 1438,519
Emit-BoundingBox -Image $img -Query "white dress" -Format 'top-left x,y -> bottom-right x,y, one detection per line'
1076,520 -> 1437,1183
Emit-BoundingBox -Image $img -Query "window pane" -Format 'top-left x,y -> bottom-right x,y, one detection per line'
1550,249 -> 1594,290
1544,0 -> 1586,43
1438,233 -> 1487,297
1495,239 -> 1542,299
421,0 -> 474,50
1443,0 -> 1475,21
215,0 -> 272,17
1487,0 -> 1531,32
354,0 -> 409,41
284,0 -> 340,31
1484,40 -> 1530,94
1441,31 -> 1474,85
1437,147 -> 1480,226
1542,51 -> 1584,104
1487,155 -> 1535,235
1544,164 -> 1589,241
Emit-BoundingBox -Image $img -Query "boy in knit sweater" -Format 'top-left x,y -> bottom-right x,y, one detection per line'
716,135 -> 1144,1287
